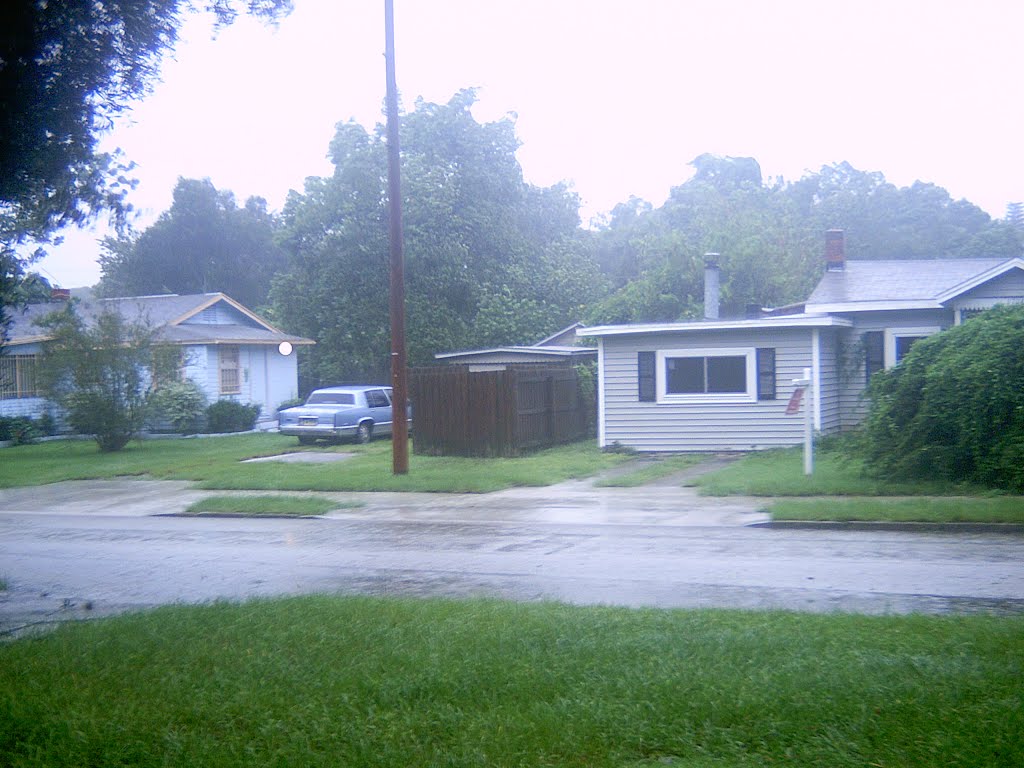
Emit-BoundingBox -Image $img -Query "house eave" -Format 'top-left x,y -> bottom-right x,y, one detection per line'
577,314 -> 852,338
933,257 -> 1024,303
804,300 -> 943,314
435,346 -> 595,360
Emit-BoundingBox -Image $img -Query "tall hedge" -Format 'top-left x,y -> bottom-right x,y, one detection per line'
861,304 -> 1024,491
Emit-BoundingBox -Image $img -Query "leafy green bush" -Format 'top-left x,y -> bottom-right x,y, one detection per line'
861,304 -> 1024,491
147,379 -> 208,434
0,416 -> 39,445
36,303 -> 156,452
206,400 -> 261,433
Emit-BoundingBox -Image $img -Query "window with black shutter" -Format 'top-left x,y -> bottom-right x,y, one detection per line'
638,351 -> 656,402
756,348 -> 776,400
863,331 -> 884,383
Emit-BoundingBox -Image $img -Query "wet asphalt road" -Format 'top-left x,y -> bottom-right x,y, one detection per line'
2,476 -> 1023,634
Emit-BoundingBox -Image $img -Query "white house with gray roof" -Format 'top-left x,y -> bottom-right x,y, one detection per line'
579,231 -> 1024,452
1,290 -> 313,426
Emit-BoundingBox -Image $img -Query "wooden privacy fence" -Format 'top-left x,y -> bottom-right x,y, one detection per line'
410,364 -> 594,457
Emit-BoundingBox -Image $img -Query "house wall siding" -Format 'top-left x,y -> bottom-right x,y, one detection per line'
600,328 -> 819,452
817,329 -> 842,434
185,344 -> 298,419
957,269 -> 1024,300
184,303 -> 262,328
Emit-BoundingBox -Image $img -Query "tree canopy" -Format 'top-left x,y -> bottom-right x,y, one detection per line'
0,0 -> 292,345
97,177 -> 288,309
0,0 -> 292,250
271,90 -> 604,390
585,156 -> 1023,325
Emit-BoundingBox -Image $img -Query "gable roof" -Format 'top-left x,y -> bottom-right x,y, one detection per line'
5,292 -> 314,347
805,258 -> 1024,313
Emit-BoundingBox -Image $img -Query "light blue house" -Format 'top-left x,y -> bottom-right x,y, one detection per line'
1,290 -> 313,427
579,231 -> 1024,452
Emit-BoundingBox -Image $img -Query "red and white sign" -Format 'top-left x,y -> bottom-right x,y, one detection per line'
786,387 -> 805,415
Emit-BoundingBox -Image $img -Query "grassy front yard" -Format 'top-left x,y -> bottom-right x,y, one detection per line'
690,445 -> 1024,523
0,434 -> 628,493
1,597 -> 1020,767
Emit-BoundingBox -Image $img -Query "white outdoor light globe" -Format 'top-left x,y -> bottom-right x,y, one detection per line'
278,341 -> 293,356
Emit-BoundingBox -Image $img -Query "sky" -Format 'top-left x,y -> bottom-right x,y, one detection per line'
35,0 -> 1024,288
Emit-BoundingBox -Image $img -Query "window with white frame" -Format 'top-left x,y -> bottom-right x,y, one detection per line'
883,327 -> 940,369
656,348 -> 757,403
219,346 -> 241,395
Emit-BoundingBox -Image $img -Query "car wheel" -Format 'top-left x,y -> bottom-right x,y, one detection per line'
298,436 -> 316,446
356,422 -> 373,444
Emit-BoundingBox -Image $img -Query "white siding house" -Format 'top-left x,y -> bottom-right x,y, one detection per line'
1,290 -> 313,426
580,233 -> 1024,452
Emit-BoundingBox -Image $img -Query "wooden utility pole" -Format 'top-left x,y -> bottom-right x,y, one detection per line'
384,0 -> 408,474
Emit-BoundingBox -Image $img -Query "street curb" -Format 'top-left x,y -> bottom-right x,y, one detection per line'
751,520 -> 1024,534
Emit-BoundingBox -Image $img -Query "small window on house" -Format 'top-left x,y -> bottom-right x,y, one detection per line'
864,332 -> 884,383
219,346 -> 241,395
656,348 -> 757,403
637,351 -> 656,402
0,355 -> 39,399
884,327 -> 941,369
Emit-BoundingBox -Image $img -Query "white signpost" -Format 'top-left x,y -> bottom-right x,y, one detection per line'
788,367 -> 813,475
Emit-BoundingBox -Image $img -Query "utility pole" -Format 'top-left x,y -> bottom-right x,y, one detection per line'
384,0 -> 408,474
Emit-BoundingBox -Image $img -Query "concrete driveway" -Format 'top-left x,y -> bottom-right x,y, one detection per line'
2,458 -> 1023,636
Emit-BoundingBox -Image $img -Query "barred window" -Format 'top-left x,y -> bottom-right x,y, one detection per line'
219,346 -> 241,395
0,355 -> 40,399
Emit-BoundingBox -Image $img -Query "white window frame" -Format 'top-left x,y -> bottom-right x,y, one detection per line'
883,327 -> 940,369
656,347 -> 757,404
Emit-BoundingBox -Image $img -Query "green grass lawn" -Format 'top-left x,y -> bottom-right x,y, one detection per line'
1,597 -> 1020,767
769,496 -> 1024,524
695,446 -> 988,496
0,435 -> 627,493
181,494 -> 361,517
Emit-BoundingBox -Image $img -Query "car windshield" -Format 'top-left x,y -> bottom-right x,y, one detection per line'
306,392 -> 356,405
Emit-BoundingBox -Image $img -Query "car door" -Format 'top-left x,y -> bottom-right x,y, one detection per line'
364,388 -> 393,435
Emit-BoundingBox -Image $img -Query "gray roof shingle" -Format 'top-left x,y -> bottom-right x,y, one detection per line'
6,292 -> 312,347
805,259 -> 1013,307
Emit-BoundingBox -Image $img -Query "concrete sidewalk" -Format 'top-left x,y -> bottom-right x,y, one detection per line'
0,455 -> 769,527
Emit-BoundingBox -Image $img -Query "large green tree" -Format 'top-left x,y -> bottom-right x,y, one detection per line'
272,90 -> 604,390
97,177 -> 288,308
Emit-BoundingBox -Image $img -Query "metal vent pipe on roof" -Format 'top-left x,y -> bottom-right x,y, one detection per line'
704,253 -> 720,320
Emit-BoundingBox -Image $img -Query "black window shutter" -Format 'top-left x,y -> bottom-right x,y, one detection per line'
756,348 -> 776,400
864,331 -> 884,383
638,351 -> 656,402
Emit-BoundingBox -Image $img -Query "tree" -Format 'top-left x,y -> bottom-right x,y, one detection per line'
97,178 -> 288,308
272,90 -> 603,390
0,0 -> 292,251
35,302 -> 171,451
860,304 -> 1024,491
0,0 -> 292,350
586,158 -> 1024,325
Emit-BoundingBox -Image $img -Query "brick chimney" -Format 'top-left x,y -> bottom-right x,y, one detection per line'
703,253 -> 720,320
825,229 -> 845,271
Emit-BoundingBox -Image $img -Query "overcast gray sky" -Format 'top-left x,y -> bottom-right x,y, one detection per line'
36,0 -> 1024,288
